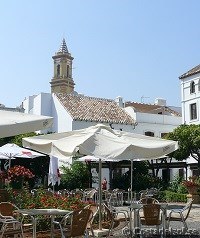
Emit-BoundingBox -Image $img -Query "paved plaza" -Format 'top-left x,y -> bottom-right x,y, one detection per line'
22,203 -> 200,238
110,203 -> 200,237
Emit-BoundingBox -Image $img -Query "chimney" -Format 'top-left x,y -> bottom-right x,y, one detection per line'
155,98 -> 166,106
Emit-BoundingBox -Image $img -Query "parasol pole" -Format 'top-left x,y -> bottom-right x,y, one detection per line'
98,158 -> 102,230
130,158 -> 133,202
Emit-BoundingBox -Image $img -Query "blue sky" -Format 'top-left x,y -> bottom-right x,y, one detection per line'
0,1 -> 200,108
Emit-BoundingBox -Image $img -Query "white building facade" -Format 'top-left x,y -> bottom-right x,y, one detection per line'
179,65 -> 200,177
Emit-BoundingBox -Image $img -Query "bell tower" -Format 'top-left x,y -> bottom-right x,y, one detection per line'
50,39 -> 75,94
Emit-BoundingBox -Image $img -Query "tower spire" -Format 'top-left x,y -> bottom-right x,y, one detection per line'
58,38 -> 68,54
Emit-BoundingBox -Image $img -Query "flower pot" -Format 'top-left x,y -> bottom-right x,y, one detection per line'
187,185 -> 199,195
10,178 -> 24,189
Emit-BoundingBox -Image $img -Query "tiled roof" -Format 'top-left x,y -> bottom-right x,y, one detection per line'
179,64 -> 200,79
55,93 -> 135,125
125,101 -> 181,117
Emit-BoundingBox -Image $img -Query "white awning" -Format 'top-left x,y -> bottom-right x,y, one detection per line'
0,110 -> 53,138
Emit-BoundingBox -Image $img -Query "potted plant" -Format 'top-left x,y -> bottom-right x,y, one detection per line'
182,176 -> 200,195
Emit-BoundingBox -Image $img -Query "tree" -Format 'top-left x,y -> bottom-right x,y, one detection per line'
60,162 -> 90,190
165,124 -> 200,175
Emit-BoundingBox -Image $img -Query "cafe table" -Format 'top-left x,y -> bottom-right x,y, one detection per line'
14,208 -> 72,238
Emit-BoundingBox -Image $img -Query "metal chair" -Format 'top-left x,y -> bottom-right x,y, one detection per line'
53,208 -> 92,238
139,189 -> 148,199
57,189 -> 70,196
0,202 -> 24,238
84,203 -> 99,237
101,203 -> 130,237
83,189 -> 97,203
166,199 -> 194,232
146,188 -> 158,197
138,197 -> 159,204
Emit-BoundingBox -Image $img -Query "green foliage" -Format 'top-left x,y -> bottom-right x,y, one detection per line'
0,132 -> 37,147
165,124 -> 200,161
177,184 -> 188,194
168,175 -> 188,194
165,190 -> 187,203
168,175 -> 182,192
60,162 -> 90,190
155,190 -> 166,202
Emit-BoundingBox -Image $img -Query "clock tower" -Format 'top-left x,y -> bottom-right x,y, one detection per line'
50,39 -> 75,94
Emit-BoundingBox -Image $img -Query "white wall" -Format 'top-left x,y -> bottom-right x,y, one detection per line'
23,95 -> 37,114
23,93 -> 53,134
52,94 -> 73,132
181,72 -> 200,124
125,107 -> 182,137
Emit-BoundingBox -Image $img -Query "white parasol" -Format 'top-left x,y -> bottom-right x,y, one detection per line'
0,143 -> 45,169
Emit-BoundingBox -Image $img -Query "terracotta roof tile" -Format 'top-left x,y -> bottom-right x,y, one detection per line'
55,93 -> 135,125
179,64 -> 200,79
125,101 -> 181,116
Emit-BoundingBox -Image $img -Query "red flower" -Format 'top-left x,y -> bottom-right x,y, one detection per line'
7,165 -> 34,182
182,176 -> 200,188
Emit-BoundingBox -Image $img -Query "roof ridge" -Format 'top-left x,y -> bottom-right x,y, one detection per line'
57,93 -> 115,102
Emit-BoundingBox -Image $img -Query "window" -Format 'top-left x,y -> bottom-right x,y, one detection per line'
145,131 -> 154,137
161,133 -> 168,138
162,169 -> 170,183
190,103 -> 197,120
198,79 -> 200,91
179,169 -> 184,178
57,64 -> 60,77
67,65 -> 69,77
190,81 -> 195,94
192,169 -> 198,176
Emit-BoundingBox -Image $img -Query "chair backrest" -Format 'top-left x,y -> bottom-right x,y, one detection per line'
0,202 -> 18,217
139,189 -> 148,199
143,204 -> 161,225
84,204 -> 99,229
138,197 -> 159,204
70,208 -> 93,237
85,204 -> 98,217
146,188 -> 158,196
182,199 -> 193,220
57,189 -> 70,196
85,189 -> 97,201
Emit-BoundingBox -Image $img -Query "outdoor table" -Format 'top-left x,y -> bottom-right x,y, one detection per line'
15,208 -> 72,238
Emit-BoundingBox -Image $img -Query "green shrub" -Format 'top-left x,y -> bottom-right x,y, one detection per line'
177,184 -> 188,194
156,190 -> 167,202
60,162 -> 90,190
168,175 -> 184,193
165,190 -> 187,203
